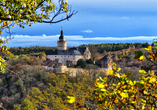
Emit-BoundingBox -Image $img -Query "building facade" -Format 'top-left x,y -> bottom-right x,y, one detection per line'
99,55 -> 112,70
45,30 -> 91,67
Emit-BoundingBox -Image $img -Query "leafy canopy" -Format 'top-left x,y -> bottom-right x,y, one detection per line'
0,0 -> 77,33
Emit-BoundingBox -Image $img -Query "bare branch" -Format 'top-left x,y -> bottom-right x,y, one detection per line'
42,11 -> 78,23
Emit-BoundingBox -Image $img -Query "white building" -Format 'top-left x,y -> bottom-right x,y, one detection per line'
44,30 -> 91,68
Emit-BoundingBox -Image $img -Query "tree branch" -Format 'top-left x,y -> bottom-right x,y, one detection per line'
0,0 -> 77,24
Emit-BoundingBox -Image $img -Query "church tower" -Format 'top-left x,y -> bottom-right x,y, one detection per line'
57,30 -> 67,50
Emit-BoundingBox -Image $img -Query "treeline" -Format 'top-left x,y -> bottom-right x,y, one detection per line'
9,43 -> 149,55
9,46 -> 57,55
79,42 -> 149,53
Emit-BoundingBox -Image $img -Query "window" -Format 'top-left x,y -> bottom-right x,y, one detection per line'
68,56 -> 69,57
55,56 -> 56,57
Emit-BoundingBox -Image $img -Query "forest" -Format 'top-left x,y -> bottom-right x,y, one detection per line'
0,42 -> 156,110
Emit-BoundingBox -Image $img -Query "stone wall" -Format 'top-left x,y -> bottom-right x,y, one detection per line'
54,66 -> 67,73
54,66 -> 109,77
66,68 -> 109,77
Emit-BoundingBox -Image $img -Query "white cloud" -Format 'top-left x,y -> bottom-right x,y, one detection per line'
42,34 -> 47,37
122,17 -> 130,20
6,34 -> 156,47
81,29 -> 93,33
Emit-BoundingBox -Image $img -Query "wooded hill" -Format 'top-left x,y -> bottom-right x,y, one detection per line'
0,42 -> 156,109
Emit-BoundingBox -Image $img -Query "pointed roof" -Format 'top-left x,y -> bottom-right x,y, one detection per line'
47,60 -> 55,67
43,60 -> 51,66
100,55 -> 112,61
59,30 -> 64,40
78,47 -> 87,54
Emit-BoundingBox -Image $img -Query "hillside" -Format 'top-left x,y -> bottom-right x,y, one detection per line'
0,42 -> 156,109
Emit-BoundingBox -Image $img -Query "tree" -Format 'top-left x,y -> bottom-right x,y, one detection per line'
86,58 -> 94,64
77,59 -> 86,68
0,0 -> 77,31
88,45 -> 98,62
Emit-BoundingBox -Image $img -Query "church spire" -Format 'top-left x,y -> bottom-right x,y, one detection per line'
59,30 -> 64,40
57,29 -> 67,50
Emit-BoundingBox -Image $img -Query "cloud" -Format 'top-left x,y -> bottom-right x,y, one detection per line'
6,34 -> 156,47
122,17 -> 130,20
81,29 -> 93,33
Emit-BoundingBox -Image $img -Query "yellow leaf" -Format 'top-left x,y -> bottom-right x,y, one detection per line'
108,70 -> 113,75
148,70 -> 154,75
101,88 -> 106,92
98,83 -> 105,88
112,62 -> 117,70
129,80 -> 134,85
138,55 -> 144,61
120,92 -> 128,98
151,107 -> 155,110
147,45 -> 152,50
67,96 -> 75,103
115,73 -> 120,78
149,77 -> 156,83
117,67 -> 121,72
139,70 -> 146,74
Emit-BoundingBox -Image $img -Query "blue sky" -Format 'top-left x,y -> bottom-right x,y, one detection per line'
3,0 -> 157,47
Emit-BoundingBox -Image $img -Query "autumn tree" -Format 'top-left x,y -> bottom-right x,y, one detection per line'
92,41 -> 157,109
0,0 -> 76,29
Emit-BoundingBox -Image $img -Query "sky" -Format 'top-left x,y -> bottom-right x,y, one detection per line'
2,0 -> 157,47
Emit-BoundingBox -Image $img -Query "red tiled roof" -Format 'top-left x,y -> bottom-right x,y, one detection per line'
48,60 -> 55,67
43,60 -> 51,66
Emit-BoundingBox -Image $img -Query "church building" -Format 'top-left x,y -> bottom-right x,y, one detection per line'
45,30 -> 91,68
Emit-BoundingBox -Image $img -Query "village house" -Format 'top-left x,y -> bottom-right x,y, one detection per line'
97,55 -> 112,71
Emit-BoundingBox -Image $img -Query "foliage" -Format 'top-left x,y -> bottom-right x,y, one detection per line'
76,59 -> 86,68
0,0 -> 76,32
29,52 -> 46,61
0,56 -> 48,109
80,42 -> 148,53
68,41 -> 157,109
93,65 -> 157,109
9,46 -> 57,55
14,73 -> 95,110
92,41 -> 157,109
86,58 -> 94,64
0,38 -> 9,73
